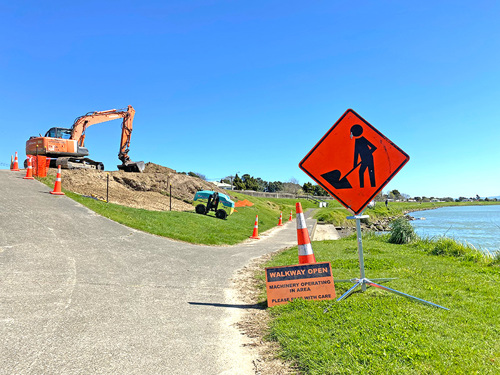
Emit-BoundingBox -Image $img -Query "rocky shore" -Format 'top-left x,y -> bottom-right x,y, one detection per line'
335,207 -> 437,234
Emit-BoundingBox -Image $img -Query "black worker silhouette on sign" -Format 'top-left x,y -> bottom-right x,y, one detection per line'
351,124 -> 377,188
320,124 -> 377,190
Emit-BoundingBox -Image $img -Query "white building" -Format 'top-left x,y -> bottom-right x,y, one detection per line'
211,181 -> 233,190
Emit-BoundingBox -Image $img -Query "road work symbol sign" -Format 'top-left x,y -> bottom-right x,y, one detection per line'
299,109 -> 409,215
265,262 -> 336,307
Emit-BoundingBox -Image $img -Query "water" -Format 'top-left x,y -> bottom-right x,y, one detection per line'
409,205 -> 500,254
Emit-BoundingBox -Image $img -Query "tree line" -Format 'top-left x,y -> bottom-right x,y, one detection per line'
185,171 -> 497,202
221,174 -> 304,193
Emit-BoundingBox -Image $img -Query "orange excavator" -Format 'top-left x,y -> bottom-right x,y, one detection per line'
26,105 -> 145,172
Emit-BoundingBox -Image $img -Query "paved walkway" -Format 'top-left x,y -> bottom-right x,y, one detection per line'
0,170 -> 314,374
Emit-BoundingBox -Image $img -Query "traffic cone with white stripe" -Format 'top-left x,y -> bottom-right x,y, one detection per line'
50,165 -> 65,195
249,215 -> 260,239
296,202 -> 316,264
278,212 -> 283,226
289,210 -> 293,221
11,152 -> 20,171
23,157 -> 34,180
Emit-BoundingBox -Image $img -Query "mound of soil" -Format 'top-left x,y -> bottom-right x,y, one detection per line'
47,162 -> 227,212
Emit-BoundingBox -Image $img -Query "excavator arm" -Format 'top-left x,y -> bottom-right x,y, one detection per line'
71,106 -> 130,146
117,105 -> 135,164
70,105 -> 144,172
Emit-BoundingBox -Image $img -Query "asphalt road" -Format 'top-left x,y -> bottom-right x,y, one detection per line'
0,170 -> 312,374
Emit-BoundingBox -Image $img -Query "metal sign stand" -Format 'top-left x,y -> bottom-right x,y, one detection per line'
334,211 -> 448,310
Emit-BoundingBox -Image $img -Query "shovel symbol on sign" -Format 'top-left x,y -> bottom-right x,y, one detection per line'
321,162 -> 361,189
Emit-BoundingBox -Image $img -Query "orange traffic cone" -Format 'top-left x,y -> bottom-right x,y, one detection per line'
11,152 -> 20,171
278,212 -> 283,226
289,210 -> 293,221
23,157 -> 34,180
296,202 -> 316,264
249,215 -> 260,239
50,165 -> 65,195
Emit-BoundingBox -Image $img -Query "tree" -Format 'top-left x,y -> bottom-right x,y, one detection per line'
255,177 -> 267,192
281,177 -> 301,194
241,174 -> 259,191
313,185 -> 328,196
232,174 -> 245,190
302,182 -> 314,194
389,189 -> 401,200
267,181 -> 283,192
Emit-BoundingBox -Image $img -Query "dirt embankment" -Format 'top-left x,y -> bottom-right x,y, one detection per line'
48,163 -> 227,212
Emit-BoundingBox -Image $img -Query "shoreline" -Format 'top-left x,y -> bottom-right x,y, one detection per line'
334,204 -> 485,234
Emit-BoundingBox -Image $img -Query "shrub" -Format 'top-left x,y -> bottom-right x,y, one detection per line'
388,218 -> 418,244
429,237 -> 485,263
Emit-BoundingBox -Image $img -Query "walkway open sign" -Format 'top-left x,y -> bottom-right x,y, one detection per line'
266,262 -> 336,307
299,109 -> 409,215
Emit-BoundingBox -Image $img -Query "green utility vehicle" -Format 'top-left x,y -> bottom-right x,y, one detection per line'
193,190 -> 235,220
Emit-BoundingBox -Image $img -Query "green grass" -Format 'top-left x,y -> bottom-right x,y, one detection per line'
259,234 -> 500,374
36,176 -> 317,245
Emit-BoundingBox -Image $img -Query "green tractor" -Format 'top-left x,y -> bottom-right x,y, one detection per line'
193,190 -> 235,220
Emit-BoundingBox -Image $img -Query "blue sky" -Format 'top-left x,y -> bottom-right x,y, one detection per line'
1,1 -> 499,199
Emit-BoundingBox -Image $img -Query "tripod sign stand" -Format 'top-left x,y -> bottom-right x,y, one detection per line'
329,212 -> 448,311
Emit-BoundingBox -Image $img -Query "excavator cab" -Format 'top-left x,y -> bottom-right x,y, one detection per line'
45,127 -> 72,139
193,190 -> 235,220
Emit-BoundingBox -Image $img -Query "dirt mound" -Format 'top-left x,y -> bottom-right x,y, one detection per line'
48,162 -> 227,212
142,163 -> 176,174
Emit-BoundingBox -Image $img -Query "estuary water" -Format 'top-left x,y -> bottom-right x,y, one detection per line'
409,205 -> 500,254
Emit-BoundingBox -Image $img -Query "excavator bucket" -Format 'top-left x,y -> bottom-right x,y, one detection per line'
118,160 -> 145,173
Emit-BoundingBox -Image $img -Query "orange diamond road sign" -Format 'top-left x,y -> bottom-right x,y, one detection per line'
299,109 -> 409,215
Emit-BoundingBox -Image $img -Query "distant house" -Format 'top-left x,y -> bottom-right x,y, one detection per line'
211,181 -> 233,190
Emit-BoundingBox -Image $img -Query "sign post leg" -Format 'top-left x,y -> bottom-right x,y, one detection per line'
354,215 -> 367,292
329,213 -> 448,311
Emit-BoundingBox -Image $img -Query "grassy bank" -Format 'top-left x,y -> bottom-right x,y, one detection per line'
37,176 -> 317,245
259,234 -> 500,374
36,174 -> 498,245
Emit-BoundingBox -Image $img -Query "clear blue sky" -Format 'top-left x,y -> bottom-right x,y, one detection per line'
1,1 -> 499,199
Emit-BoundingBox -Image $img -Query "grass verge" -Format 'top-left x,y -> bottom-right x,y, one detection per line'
36,176 -> 316,245
258,234 -> 500,374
